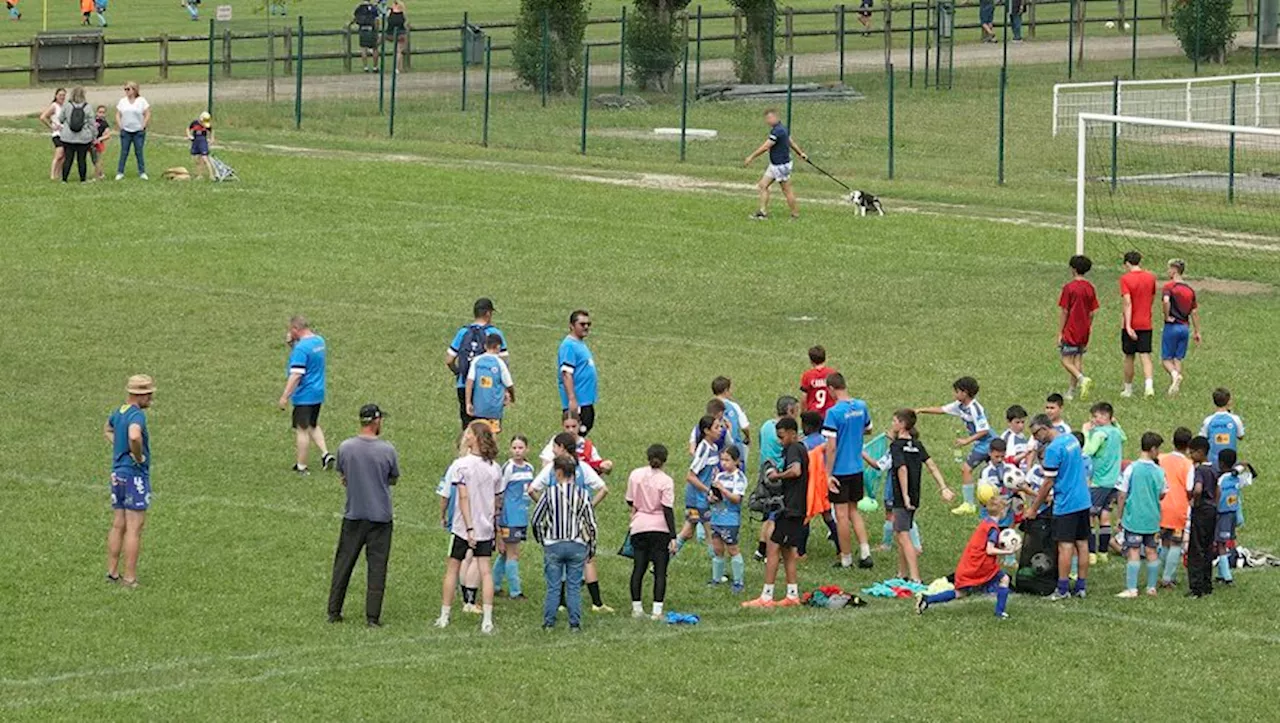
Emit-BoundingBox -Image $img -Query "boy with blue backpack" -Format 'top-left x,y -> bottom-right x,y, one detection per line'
465,334 -> 515,434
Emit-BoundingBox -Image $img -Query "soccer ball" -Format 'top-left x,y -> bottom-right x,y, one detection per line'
1105,20 -> 1116,28
1001,467 -> 1026,490
976,482 -> 998,505
999,528 -> 1023,553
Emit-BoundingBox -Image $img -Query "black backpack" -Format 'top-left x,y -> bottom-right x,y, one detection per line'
67,103 -> 87,133
354,2 -> 377,26
748,460 -> 784,520
1014,515 -> 1059,596
454,324 -> 489,383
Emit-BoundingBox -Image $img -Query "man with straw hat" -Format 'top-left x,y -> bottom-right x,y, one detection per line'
103,374 -> 155,588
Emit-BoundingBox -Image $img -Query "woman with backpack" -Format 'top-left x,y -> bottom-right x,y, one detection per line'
38,87 -> 66,181
57,87 -> 95,183
115,81 -> 151,180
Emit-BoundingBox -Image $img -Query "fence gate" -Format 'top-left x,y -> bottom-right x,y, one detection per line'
30,30 -> 104,85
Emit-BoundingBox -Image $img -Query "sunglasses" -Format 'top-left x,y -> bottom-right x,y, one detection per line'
577,321 -> 592,327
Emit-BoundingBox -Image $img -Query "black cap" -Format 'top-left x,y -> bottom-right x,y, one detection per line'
474,298 -> 496,316
359,404 -> 385,423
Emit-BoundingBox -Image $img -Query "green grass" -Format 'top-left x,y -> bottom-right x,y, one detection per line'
3,52 -> 1280,716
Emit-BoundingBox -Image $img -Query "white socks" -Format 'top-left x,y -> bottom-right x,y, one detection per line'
786,584 -> 799,599
632,601 -> 644,616
652,602 -> 664,617
482,604 -> 493,626
841,554 -> 853,567
761,584 -> 775,600
859,543 -> 871,558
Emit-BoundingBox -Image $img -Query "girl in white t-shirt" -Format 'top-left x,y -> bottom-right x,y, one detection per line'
114,81 -> 151,180
38,88 -> 67,180
436,421 -> 503,634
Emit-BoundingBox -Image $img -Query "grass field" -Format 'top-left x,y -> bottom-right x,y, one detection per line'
4,41 -> 1280,719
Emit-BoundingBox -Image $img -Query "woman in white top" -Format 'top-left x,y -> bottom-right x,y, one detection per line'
114,81 -> 151,180
38,87 -> 67,181
436,421 -> 503,634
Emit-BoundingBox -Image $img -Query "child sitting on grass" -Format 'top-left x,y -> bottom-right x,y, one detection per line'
915,495 -> 1017,619
1114,432 -> 1167,598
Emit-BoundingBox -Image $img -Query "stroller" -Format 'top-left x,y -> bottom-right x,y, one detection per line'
209,154 -> 239,182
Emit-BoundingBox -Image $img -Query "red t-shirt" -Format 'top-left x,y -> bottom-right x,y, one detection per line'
954,519 -> 1002,589
1057,278 -> 1099,346
800,366 -> 837,413
1162,280 -> 1198,324
1119,269 -> 1158,331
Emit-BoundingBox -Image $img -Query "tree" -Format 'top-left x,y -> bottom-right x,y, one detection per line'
728,0 -> 776,84
1171,0 -> 1237,64
626,0 -> 692,92
512,0 -> 590,94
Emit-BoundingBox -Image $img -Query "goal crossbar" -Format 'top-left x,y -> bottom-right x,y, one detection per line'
1053,72 -> 1280,136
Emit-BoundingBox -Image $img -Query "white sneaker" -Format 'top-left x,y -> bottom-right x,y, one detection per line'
1120,388 -> 1134,398
139,173 -> 149,180
1115,589 -> 1139,599
632,608 -> 645,619
1168,373 -> 1182,396
480,621 -> 494,635
114,173 -> 123,181
650,612 -> 664,621
1144,386 -> 1156,398
433,616 -> 450,629
1065,388 -> 1075,401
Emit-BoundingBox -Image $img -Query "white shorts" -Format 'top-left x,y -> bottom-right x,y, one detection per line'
764,162 -> 793,183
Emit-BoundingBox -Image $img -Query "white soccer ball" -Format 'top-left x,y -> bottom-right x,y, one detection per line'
1002,467 -> 1026,490
1105,20 -> 1116,28
999,528 -> 1023,553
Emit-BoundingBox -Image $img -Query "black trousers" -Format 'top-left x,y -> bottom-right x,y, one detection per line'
1187,505 -> 1216,596
630,531 -> 671,604
328,518 -> 393,622
62,142 -> 89,182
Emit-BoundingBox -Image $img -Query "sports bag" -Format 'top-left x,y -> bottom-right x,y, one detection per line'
68,103 -> 87,133
1014,515 -> 1059,596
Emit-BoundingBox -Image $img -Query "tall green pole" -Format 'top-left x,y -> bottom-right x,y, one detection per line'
908,3 -> 914,88
680,41 -> 690,161
1193,0 -> 1201,75
1228,80 -> 1237,203
1068,0 -> 1075,79
768,4 -> 776,84
619,5 -> 627,95
888,64 -> 895,179
295,15 -> 303,129
541,9 -> 550,107
1130,0 -> 1139,78
461,11 -> 468,111
695,5 -> 703,90
785,54 -> 794,130
580,45 -> 590,154
839,3 -> 847,83
389,29 -> 400,137
924,0 -> 931,88
378,21 -> 387,113
1255,8 -> 1263,69
947,7 -> 954,89
1109,75 -> 1119,192
207,18 -> 215,115
482,36 -> 492,147
998,0 -> 1008,184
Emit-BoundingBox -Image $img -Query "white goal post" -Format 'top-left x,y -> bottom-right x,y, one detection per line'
1074,113 -> 1280,254
1053,72 -> 1280,137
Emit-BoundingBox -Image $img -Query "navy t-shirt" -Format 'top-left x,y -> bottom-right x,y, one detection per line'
768,123 -> 791,165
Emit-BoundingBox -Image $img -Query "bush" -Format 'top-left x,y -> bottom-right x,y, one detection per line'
1171,0 -> 1237,64
512,0 -> 590,94
626,0 -> 692,92
729,0 -> 777,84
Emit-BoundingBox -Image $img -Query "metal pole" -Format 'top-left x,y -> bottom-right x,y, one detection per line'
1229,80 -> 1237,202
680,41 -> 690,161
1256,8 -> 1263,69
580,45 -> 590,154
620,5 -> 628,95
1110,75 -> 1119,192
786,54 -> 794,130
482,36 -> 492,147
461,11 -> 469,112
207,18 -> 215,116
1194,0 -> 1201,75
839,3 -> 847,83
1131,0 -> 1139,78
389,29 -> 400,137
1068,0 -> 1075,79
768,4 -> 776,84
934,0 -> 942,88
888,63 -> 896,179
947,6 -> 954,89
1075,114 -> 1087,255
696,5 -> 703,90
924,0 -> 931,88
1001,0 -> 1010,68
541,9 -> 550,107
998,66 -> 1007,184
908,3 -> 915,88
295,15 -> 303,129
378,20 -> 387,114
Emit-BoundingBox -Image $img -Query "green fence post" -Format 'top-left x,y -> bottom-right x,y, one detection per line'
1109,75 -> 1119,192
1256,7 -> 1263,69
483,36 -> 492,147
695,5 -> 703,90
389,29 -> 400,137
620,5 -> 627,95
1130,0 -> 1139,78
541,9 -> 550,107
908,3 -> 914,88
934,0 -> 942,88
998,0 -> 1008,184
1068,0 -> 1075,79
768,3 -> 777,84
461,11 -> 469,111
295,15 -> 303,129
924,0 -> 931,88
947,6 -> 954,89
580,45 -> 590,154
839,3 -> 847,83
786,54 -> 794,130
680,41 -> 690,161
1193,0 -> 1201,75
888,63 -> 896,179
378,22 -> 387,114
1228,80 -> 1237,203
207,18 -> 215,116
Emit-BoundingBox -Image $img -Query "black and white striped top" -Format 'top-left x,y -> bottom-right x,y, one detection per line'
531,478 -> 598,555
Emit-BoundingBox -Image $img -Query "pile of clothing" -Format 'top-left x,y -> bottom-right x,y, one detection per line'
860,578 -> 929,599
800,585 -> 867,609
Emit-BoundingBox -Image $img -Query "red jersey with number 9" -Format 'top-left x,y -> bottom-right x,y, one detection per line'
800,366 -> 837,413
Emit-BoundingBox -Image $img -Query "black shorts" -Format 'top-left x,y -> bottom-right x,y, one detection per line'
1052,508 -> 1092,542
457,387 -> 474,428
1121,328 -> 1153,356
52,136 -> 64,148
770,515 -> 805,548
1089,487 -> 1119,516
829,472 -> 865,504
358,25 -> 378,49
291,403 -> 322,429
892,507 -> 915,533
450,534 -> 495,560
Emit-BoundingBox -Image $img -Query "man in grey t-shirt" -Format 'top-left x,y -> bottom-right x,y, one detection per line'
327,404 -> 399,627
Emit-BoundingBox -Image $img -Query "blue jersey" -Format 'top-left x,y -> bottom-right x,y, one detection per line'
557,335 -> 598,408
287,334 -> 327,405
467,353 -> 513,420
1201,411 -> 1245,466
943,399 -> 992,455
1044,433 -> 1089,515
979,462 -> 1016,527
710,469 -> 748,527
499,460 -> 535,527
449,323 -> 506,388
436,473 -> 458,529
767,123 -> 791,165
722,399 -> 749,448
687,439 -> 719,509
1217,471 -> 1246,514
108,403 -> 149,478
822,398 -> 873,475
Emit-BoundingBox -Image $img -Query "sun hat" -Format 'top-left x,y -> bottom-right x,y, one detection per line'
126,374 -> 156,395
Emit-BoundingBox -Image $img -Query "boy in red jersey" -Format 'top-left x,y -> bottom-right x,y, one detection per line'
1058,254 -> 1098,401
800,345 -> 838,413
1160,258 -> 1201,396
1119,250 -> 1158,398
915,495 -> 1017,619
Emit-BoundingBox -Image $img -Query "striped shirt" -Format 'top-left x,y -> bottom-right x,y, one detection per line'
531,475 -> 599,555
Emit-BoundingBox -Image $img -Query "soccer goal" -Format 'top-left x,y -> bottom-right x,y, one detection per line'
1053,73 -> 1280,137
1074,113 -> 1280,257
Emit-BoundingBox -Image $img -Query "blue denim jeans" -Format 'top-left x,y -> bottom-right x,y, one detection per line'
542,541 -> 587,628
117,129 -> 146,175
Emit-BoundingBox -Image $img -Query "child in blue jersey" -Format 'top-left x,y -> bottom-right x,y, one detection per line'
1114,432 -> 1167,598
709,447 -> 749,593
676,415 -> 722,558
465,334 -> 516,434
1001,405 -> 1033,468
1214,449 -> 1254,586
713,376 -> 751,471
1202,387 -> 1247,529
979,439 -> 1017,525
917,376 -> 992,516
493,436 -> 534,600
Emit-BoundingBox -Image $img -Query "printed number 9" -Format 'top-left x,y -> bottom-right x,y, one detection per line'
814,389 -> 827,407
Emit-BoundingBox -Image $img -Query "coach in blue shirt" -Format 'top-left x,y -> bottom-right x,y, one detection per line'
1027,414 -> 1093,600
558,309 -> 598,435
278,315 -> 334,475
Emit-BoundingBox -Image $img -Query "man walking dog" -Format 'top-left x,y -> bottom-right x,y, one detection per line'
744,109 -> 808,221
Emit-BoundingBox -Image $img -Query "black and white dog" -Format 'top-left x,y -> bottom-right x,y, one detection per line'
846,190 -> 885,216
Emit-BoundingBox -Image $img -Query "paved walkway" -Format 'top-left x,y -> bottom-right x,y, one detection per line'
0,34 -> 1182,116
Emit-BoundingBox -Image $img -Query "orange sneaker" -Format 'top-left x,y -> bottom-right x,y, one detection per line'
741,596 -> 775,609
775,596 -> 802,608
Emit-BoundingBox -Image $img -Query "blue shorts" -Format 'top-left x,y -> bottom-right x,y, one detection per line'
685,506 -> 710,524
110,472 -> 151,511
961,570 -> 1008,595
1161,323 -> 1190,360
1090,486 -> 1118,515
499,526 -> 527,544
965,448 -> 989,470
979,1 -> 995,23
95,0 -> 107,10
711,525 -> 741,545
1122,531 -> 1157,550
190,138 -> 209,156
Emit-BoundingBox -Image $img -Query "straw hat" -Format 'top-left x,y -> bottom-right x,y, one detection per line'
126,374 -> 156,395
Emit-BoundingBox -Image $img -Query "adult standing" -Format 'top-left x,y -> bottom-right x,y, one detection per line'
1160,258 -> 1202,396
385,0 -> 408,72
103,374 -> 155,588
436,422 -> 503,634
744,108 -> 808,221
38,87 -> 66,181
558,309 -> 599,435
278,316 -> 334,475
351,0 -> 381,72
57,86 -> 95,183
1027,414 -> 1092,601
327,404 -> 399,627
627,444 -> 676,620
822,373 -> 874,570
115,81 -> 151,181
1118,250 -> 1157,398
532,455 -> 598,632
445,298 -> 506,430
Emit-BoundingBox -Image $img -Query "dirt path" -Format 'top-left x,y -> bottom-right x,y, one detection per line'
0,34 -> 1181,117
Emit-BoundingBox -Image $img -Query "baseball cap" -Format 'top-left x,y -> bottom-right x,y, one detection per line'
473,298 -> 496,316
359,404 -> 386,423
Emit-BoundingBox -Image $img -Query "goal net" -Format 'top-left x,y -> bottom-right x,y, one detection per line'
1054,73 -> 1280,137
1075,113 -> 1280,259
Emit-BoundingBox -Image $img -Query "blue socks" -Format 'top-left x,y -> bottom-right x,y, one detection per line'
1074,577 -> 1087,594
674,536 -> 687,558
507,559 -> 522,596
1057,579 -> 1070,595
492,556 -> 506,590
881,520 -> 893,547
1217,555 -> 1234,582
962,484 -> 975,506
995,585 -> 1009,616
1161,545 -> 1182,583
1145,558 -> 1159,590
909,523 -> 922,551
711,555 -> 726,583
1126,560 -> 1140,591
925,589 -> 956,605
730,554 -> 745,585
